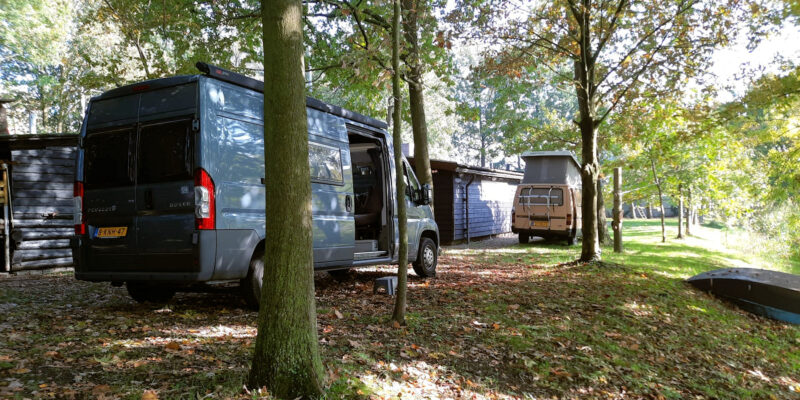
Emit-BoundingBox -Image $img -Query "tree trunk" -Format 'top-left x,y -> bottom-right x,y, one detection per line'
391,0 -> 409,325
573,16 -> 601,261
686,186 -> 692,236
650,158 -> 666,243
677,184 -> 684,239
630,202 -> 637,219
249,1 -> 324,397
597,178 -> 610,245
647,202 -> 653,219
613,167 -> 623,253
402,0 -> 433,196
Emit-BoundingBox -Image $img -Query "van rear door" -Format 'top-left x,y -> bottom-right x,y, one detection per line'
135,118 -> 196,271
83,126 -> 138,269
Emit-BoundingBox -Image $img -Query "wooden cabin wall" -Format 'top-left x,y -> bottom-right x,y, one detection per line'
10,146 -> 75,271
453,176 -> 517,241
431,171 -> 454,243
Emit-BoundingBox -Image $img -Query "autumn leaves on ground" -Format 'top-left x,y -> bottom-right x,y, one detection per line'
0,220 -> 798,399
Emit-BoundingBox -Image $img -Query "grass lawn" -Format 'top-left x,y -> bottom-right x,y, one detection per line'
0,219 -> 797,399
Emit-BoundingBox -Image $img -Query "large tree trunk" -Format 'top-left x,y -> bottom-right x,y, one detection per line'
401,0 -> 433,195
597,178 -> 610,245
572,4 -> 601,262
650,157 -> 666,243
677,184 -> 684,239
391,0 -> 410,325
249,0 -> 324,397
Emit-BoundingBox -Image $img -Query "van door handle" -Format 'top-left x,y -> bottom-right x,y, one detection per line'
345,195 -> 352,213
145,189 -> 153,210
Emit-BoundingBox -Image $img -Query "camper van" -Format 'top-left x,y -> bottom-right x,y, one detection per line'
511,151 -> 582,245
71,63 -> 440,307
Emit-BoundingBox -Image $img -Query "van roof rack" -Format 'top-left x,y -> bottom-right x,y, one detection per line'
196,62 -> 388,130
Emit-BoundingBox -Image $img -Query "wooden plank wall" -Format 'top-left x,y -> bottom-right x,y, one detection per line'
453,176 -> 518,241
10,146 -> 75,270
431,172 -> 455,243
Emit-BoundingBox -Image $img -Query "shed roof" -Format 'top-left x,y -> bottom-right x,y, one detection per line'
0,134 -> 78,150
408,158 -> 523,181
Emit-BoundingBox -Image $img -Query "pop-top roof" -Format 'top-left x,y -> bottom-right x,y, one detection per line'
521,151 -> 580,167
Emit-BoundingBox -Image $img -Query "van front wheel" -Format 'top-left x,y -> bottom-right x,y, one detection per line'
126,283 -> 175,305
241,250 -> 264,310
519,232 -> 530,244
412,237 -> 438,278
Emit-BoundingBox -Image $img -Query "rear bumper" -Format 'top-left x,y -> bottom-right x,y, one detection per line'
513,228 -> 572,238
72,230 -> 217,283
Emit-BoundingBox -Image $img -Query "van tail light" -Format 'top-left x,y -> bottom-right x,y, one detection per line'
566,213 -> 572,226
74,181 -> 86,235
194,168 -> 215,230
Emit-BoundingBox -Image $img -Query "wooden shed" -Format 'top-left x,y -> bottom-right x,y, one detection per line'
0,135 -> 78,273
409,158 -> 523,244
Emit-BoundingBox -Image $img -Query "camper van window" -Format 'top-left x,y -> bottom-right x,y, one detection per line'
402,163 -> 420,201
520,187 -> 563,206
84,128 -> 133,189
308,142 -> 343,185
138,119 -> 194,184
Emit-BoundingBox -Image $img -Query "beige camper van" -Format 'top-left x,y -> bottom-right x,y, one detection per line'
512,151 -> 582,245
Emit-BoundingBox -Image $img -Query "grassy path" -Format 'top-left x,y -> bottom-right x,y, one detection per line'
0,219 -> 797,399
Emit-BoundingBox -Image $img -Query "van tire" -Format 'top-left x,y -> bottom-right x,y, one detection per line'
518,233 -> 529,244
126,283 -> 175,305
241,250 -> 264,310
328,268 -> 352,281
412,237 -> 438,278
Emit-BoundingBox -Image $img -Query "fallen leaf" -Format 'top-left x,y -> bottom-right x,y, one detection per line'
9,368 -> 30,374
142,389 -> 158,400
165,342 -> 181,351
334,309 -> 344,319
91,384 -> 112,395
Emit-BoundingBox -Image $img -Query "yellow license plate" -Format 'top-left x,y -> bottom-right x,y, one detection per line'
533,220 -> 549,228
97,226 -> 128,238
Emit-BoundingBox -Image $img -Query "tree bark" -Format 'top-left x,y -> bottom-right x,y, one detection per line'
650,157 -> 666,243
613,167 -> 622,253
572,3 -> 601,262
249,1 -> 324,397
597,178 -> 610,245
630,202 -> 637,219
401,0 -> 433,196
677,184 -> 684,239
391,0 -> 409,325
647,203 -> 653,219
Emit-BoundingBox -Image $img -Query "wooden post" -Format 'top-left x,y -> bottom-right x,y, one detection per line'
686,186 -> 692,236
613,167 -> 623,253
677,184 -> 683,239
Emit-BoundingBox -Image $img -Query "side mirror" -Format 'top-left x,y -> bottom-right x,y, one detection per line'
417,184 -> 432,205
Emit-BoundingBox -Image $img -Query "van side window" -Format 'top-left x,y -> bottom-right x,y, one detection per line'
403,163 -> 420,201
84,128 -> 133,189
308,142 -> 343,185
138,120 -> 193,184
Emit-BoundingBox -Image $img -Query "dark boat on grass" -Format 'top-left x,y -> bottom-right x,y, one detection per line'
687,267 -> 800,324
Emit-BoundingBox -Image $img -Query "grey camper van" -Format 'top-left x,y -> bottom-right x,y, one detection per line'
72,63 -> 439,307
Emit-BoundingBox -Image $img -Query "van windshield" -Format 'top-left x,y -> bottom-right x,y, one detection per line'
137,119 -> 194,184
84,128 -> 133,190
